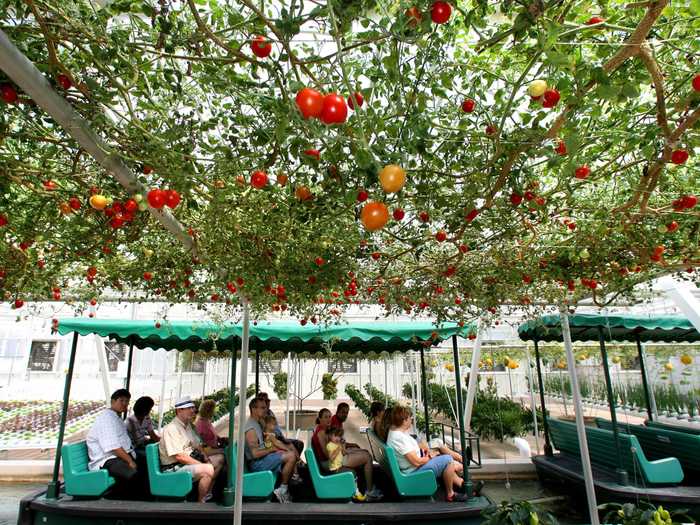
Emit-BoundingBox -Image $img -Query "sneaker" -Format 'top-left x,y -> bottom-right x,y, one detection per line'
273,487 -> 291,504
446,492 -> 468,502
352,491 -> 366,502
290,472 -> 303,484
365,487 -> 383,501
202,492 -> 214,503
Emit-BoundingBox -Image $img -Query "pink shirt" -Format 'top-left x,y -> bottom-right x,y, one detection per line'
195,417 -> 218,448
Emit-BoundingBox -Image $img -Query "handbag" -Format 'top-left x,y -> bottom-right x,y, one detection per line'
190,449 -> 206,463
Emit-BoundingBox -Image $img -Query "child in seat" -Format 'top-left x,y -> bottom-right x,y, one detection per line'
326,427 -> 366,502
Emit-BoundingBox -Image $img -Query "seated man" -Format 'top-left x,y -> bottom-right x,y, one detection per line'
257,391 -> 304,455
86,389 -> 141,498
330,402 -> 360,448
159,396 -> 224,503
245,396 -> 298,503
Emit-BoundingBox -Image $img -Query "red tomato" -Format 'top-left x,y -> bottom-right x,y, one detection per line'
143,272 -> 153,280
393,208 -> 405,221
542,89 -> 560,108
693,74 -> 700,92
461,98 -> 475,113
435,230 -> 447,242
671,149 -> 689,165
147,189 -> 166,208
0,214 -> 7,227
69,197 -> 82,210
555,140 -> 567,155
295,88 -> 324,119
1,84 -> 18,104
465,208 -> 479,222
303,149 -> 320,160
574,165 -> 590,179
320,93 -> 348,125
510,192 -> 523,206
124,199 -> 138,213
142,164 -> 153,174
57,74 -> 72,90
251,170 -> 268,189
165,189 -> 181,208
586,16 -> 605,25
14,299 -> 23,309
357,189 -> 369,202
681,195 -> 697,209
431,1 -> 452,24
251,35 -> 272,58
347,92 -> 364,110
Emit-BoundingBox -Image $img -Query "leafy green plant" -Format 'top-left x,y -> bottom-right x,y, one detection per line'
321,373 -> 338,400
345,384 -> 372,419
481,500 -> 558,525
273,371 -> 288,400
599,502 -> 691,525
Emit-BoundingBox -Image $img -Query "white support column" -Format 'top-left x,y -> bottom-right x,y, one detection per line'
560,305 -> 599,525
94,335 -> 111,405
157,350 -> 168,431
659,276 -> 700,332
233,300 -> 251,525
463,327 -> 483,432
524,345 -> 541,455
285,352 -> 291,434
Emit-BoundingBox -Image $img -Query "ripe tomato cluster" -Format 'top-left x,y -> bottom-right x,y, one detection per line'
147,188 -> 181,210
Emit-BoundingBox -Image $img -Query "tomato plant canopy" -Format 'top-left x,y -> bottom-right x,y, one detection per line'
0,0 -> 698,323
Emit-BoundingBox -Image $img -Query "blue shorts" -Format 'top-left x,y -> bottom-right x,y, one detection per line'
415,454 -> 452,477
248,451 -> 284,473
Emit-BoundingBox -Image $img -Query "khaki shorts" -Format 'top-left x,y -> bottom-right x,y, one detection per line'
164,462 -> 213,481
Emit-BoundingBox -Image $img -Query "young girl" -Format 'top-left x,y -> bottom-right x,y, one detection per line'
262,415 -> 289,453
326,427 -> 366,502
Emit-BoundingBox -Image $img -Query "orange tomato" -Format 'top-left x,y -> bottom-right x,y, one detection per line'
89,194 -> 108,210
295,186 -> 313,201
276,173 -> 288,186
361,201 -> 389,231
379,164 -> 406,193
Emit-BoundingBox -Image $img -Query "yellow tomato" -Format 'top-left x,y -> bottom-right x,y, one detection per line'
664,362 -> 674,371
445,363 -> 455,372
507,360 -> 519,369
89,194 -> 108,210
379,164 -> 406,194
528,79 -> 548,97
611,356 -> 621,364
680,354 -> 692,365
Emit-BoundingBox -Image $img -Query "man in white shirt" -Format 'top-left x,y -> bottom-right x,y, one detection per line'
86,389 -> 139,498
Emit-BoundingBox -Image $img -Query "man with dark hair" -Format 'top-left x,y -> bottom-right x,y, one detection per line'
257,392 -> 304,455
87,389 -> 140,498
330,402 -> 360,449
244,396 -> 298,503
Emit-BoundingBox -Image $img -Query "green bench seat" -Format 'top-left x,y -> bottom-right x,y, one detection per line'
646,420 -> 700,436
368,429 -> 437,498
548,418 -> 684,486
228,444 -> 276,500
305,448 -> 356,501
597,418 -> 700,477
145,443 -> 192,499
61,441 -> 115,497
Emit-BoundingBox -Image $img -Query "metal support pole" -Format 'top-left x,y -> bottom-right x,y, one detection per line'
560,306 -> 600,525
598,327 -> 627,484
635,334 -> 654,421
233,300 -> 251,525
47,332 -> 79,499
222,344 -> 238,507
157,351 -> 168,431
533,339 -> 553,456
419,346 -> 430,439
285,352 -> 291,433
452,336 -> 472,497
255,349 -> 260,396
124,340 -> 134,392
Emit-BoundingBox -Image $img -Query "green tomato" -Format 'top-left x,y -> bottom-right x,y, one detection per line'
134,193 -> 144,202
580,248 -> 590,260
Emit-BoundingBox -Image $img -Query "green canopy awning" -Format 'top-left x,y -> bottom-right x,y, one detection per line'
57,318 -> 475,354
518,313 -> 700,343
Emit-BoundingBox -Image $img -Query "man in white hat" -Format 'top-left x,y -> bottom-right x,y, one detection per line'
159,396 -> 224,502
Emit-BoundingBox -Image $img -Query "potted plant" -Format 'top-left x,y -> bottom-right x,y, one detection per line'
481,500 -> 558,525
599,502 -> 691,525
